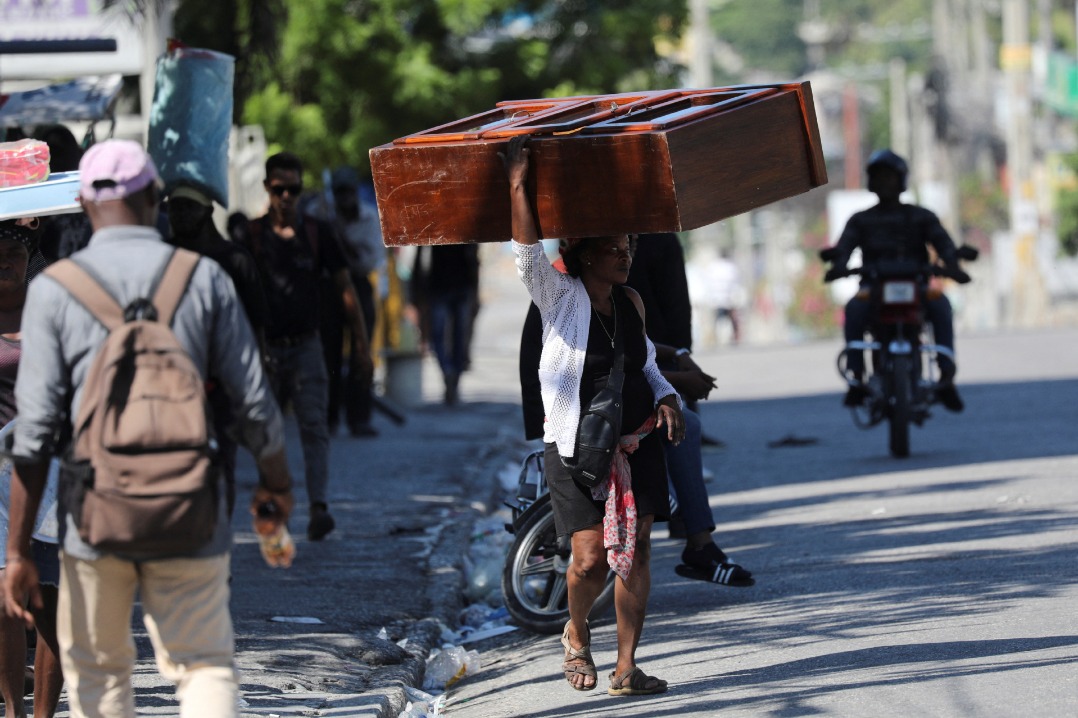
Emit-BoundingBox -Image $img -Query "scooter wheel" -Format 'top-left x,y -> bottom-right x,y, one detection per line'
500,494 -> 615,634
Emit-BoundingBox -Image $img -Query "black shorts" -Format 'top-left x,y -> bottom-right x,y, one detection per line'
544,437 -> 669,538
32,539 -> 60,587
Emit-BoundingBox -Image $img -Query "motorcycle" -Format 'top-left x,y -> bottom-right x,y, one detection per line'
821,245 -> 977,458
500,450 -> 616,634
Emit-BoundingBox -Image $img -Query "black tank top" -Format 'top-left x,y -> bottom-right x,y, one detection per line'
579,286 -> 655,432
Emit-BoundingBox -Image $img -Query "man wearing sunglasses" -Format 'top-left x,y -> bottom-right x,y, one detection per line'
243,152 -> 374,541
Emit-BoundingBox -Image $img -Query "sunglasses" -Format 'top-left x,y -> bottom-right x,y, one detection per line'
269,184 -> 302,197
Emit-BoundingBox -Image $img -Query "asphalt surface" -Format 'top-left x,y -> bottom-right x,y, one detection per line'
446,326 -> 1078,718
26,250 -> 1078,716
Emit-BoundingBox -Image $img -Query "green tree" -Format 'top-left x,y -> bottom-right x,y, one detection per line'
108,1 -> 688,182
105,0 -> 287,124
172,0 -> 287,124
708,0 -> 934,83
241,0 -> 689,180
1056,154 -> 1078,256
708,1 -> 807,83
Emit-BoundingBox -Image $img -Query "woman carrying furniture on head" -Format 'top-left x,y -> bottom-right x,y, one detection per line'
504,135 -> 684,696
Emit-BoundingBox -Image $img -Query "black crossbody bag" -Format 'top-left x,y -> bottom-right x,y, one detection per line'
560,318 -> 624,488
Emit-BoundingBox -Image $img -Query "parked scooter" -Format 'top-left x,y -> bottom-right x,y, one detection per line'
821,245 -> 977,458
500,450 -> 615,634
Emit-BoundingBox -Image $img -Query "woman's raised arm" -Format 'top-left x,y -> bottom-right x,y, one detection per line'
502,136 -> 539,245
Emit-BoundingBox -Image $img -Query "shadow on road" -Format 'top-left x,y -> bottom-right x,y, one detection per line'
442,378 -> 1078,717
703,377 -> 1078,483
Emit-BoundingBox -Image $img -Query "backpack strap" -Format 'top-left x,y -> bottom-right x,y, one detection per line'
44,260 -> 125,331
153,249 -> 200,326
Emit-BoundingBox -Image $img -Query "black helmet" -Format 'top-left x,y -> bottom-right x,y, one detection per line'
866,149 -> 909,191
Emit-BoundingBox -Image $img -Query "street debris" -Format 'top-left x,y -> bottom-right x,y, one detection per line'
461,513 -> 513,605
767,434 -> 820,448
398,685 -> 446,717
398,514 -> 520,714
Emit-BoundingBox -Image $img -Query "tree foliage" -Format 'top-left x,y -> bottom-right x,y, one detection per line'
1057,154 -> 1078,256
173,0 -> 287,124
232,0 -> 687,181
708,0 -> 935,83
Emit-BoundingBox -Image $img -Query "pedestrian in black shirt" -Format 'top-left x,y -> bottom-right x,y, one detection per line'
242,152 -> 373,540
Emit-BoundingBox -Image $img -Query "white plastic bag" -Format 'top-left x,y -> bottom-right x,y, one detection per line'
423,646 -> 481,690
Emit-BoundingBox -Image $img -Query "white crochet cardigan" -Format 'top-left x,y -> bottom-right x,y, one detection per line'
513,240 -> 678,457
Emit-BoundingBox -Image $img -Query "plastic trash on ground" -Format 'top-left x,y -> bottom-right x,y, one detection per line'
459,602 -> 497,629
462,514 -> 512,605
398,686 -> 446,717
422,645 -> 481,690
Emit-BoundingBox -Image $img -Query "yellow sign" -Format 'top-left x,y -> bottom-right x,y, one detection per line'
1001,43 -> 1032,71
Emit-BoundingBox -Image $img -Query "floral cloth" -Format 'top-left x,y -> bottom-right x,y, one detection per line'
591,414 -> 658,581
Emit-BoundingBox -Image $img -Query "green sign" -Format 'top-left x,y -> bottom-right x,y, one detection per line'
1046,52 -> 1078,118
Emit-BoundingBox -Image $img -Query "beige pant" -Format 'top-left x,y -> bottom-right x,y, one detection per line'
58,551 -> 237,718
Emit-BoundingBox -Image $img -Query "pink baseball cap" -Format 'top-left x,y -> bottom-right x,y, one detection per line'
78,140 -> 160,202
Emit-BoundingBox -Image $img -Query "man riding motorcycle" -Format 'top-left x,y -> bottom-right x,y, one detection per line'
822,149 -> 971,412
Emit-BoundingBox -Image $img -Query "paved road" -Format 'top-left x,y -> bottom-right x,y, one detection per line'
446,327 -> 1078,718
28,246 -> 1078,717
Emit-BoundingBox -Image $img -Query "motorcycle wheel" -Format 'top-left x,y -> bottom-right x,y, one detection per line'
501,493 -> 616,634
889,355 -> 912,458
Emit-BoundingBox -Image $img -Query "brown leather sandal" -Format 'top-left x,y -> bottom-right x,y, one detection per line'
608,666 -> 668,696
560,620 -> 596,691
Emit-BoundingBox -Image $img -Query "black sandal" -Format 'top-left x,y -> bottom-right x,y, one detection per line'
678,543 -> 755,587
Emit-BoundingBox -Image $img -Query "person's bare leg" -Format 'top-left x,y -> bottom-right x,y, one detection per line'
0,570 -> 28,718
564,525 -> 606,690
30,585 -> 61,718
613,515 -> 655,679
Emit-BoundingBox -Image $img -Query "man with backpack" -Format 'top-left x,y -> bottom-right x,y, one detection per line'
2,140 -> 294,718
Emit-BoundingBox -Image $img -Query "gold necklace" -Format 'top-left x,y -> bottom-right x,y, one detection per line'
592,295 -> 616,349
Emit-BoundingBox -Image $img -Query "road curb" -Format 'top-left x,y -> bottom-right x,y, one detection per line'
375,420 -> 528,717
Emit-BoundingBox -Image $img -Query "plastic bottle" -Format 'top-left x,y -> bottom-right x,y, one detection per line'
254,500 -> 295,568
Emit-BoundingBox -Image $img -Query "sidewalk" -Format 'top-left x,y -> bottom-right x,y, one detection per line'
222,394 -> 529,718
38,374 -> 530,717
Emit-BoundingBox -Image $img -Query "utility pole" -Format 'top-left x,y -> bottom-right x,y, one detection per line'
1002,0 -> 1043,327
889,58 -> 911,160
687,0 -> 726,253
689,0 -> 712,88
